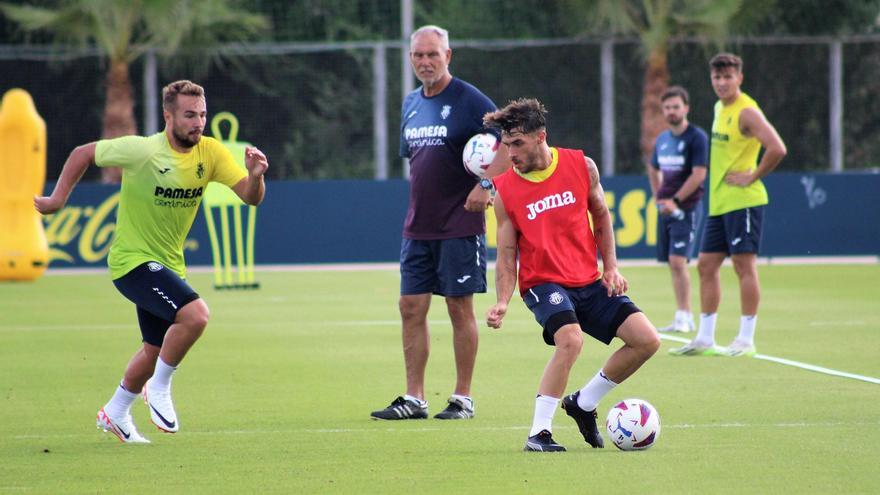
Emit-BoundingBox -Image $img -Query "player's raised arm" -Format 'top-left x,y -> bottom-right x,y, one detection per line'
34,142 -> 97,215
464,140 -> 510,212
486,193 -> 517,329
585,156 -> 628,297
232,146 -> 268,206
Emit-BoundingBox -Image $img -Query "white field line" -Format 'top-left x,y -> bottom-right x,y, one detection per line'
658,333 -> 880,385
808,320 -> 865,326
0,323 -> 129,332
12,420 -> 880,440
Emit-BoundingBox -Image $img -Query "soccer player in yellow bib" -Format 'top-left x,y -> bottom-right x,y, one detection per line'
35,81 -> 268,443
670,54 -> 786,358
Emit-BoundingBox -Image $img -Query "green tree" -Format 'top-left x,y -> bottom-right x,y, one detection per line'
415,0 -> 579,39
574,0 -> 742,168
732,0 -> 880,35
0,0 -> 268,182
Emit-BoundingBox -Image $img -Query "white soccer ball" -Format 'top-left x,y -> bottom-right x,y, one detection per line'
462,132 -> 499,178
605,398 -> 661,451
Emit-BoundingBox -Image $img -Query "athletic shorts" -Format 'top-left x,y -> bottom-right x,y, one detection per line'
400,235 -> 487,297
112,261 -> 200,347
700,206 -> 764,255
657,207 -> 699,262
522,280 -> 641,346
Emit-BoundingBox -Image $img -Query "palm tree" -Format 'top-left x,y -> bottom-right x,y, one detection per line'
0,0 -> 268,182
578,0 -> 742,167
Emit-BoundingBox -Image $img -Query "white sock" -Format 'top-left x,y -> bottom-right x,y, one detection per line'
529,395 -> 559,436
404,394 -> 426,405
104,382 -> 138,419
577,370 -> 618,412
696,313 -> 717,345
737,315 -> 757,344
151,357 -> 177,389
674,310 -> 690,322
450,394 -> 473,409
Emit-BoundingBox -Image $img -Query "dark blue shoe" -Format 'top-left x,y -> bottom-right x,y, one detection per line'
433,396 -> 474,420
562,392 -> 604,448
524,429 -> 566,452
370,396 -> 428,420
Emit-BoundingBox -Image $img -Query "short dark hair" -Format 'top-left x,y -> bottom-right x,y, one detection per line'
661,86 -> 690,105
162,80 -> 205,111
710,53 -> 743,73
483,98 -> 547,135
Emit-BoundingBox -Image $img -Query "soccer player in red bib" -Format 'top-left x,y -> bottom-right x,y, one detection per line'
484,99 -> 660,452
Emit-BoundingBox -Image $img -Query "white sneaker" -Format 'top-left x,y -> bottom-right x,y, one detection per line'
658,316 -> 694,333
143,379 -> 179,433
668,340 -> 720,356
720,339 -> 757,357
658,321 -> 694,333
96,408 -> 150,443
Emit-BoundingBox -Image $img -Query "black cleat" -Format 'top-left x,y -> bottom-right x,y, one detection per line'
562,391 -> 605,448
370,396 -> 428,420
433,396 -> 474,420
524,429 -> 566,452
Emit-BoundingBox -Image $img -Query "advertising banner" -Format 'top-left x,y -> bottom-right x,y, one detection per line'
38,172 -> 879,269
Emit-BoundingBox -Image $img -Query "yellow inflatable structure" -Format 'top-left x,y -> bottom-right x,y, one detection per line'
0,89 -> 49,281
203,112 -> 259,289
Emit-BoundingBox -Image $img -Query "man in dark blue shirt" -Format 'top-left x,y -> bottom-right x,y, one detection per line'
647,86 -> 708,334
371,25 -> 509,421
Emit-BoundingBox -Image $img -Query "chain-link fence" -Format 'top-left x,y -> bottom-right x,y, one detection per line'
1,35 -> 877,181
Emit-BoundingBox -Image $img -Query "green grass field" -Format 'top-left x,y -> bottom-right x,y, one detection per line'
1,263 -> 879,494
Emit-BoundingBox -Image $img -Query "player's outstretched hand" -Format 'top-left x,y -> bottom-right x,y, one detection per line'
601,268 -> 629,297
464,185 -> 491,212
486,303 -> 508,329
245,146 -> 269,177
34,195 -> 64,215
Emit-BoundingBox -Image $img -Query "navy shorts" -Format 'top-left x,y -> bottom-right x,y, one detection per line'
657,207 -> 699,262
700,206 -> 764,255
522,280 -> 641,346
112,261 -> 200,346
400,235 -> 487,297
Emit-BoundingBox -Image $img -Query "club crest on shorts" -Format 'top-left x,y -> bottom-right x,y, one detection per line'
147,262 -> 164,272
549,292 -> 564,305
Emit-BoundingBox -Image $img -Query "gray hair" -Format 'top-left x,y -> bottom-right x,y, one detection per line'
410,25 -> 450,51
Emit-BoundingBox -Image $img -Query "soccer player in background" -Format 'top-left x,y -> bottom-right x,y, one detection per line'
35,80 -> 268,443
647,86 -> 708,333
370,25 -> 510,421
670,53 -> 786,357
484,98 -> 660,452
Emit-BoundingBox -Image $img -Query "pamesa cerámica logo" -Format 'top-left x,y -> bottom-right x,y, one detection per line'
42,192 -> 198,265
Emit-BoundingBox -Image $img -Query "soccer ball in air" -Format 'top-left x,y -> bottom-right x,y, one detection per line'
462,132 -> 499,178
605,398 -> 661,451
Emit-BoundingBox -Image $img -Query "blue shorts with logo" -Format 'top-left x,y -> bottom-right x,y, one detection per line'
112,261 -> 200,347
700,206 -> 764,255
522,280 -> 641,346
657,207 -> 700,262
400,235 -> 487,297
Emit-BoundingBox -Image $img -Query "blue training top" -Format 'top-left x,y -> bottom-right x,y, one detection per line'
399,77 -> 497,240
650,124 -> 709,210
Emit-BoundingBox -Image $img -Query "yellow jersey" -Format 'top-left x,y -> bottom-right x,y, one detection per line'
95,133 -> 246,279
709,92 -> 768,216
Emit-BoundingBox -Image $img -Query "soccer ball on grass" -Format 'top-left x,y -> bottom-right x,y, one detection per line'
605,398 -> 661,451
